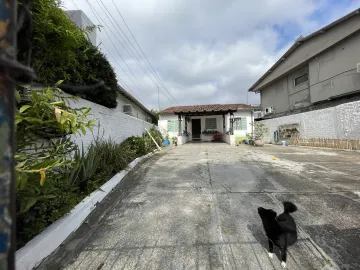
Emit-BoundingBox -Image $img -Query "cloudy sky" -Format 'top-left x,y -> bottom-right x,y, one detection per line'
63,0 -> 360,110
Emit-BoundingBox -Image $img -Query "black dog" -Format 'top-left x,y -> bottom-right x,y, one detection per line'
257,202 -> 298,268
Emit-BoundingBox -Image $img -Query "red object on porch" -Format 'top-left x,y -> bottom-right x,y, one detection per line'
213,134 -> 222,140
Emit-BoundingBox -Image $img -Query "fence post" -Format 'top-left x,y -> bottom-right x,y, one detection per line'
1,1 -> 35,268
0,1 -> 17,269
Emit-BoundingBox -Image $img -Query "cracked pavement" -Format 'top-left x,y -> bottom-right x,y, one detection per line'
37,143 -> 360,270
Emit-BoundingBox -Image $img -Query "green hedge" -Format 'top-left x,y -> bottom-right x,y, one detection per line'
17,0 -> 119,108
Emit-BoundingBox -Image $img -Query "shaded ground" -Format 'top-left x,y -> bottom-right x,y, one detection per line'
37,143 -> 360,270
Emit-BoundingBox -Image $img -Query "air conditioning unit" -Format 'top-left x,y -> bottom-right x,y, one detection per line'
123,104 -> 133,115
357,63 -> 360,73
265,106 -> 274,114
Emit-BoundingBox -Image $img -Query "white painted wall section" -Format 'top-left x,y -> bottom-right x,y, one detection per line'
68,96 -> 157,151
260,100 -> 360,142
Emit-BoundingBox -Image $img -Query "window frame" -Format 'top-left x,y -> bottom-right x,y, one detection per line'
294,73 -> 309,86
167,120 -> 179,133
205,118 -> 217,130
233,117 -> 247,131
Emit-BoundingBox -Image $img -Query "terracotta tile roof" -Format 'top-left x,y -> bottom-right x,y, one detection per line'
161,104 -> 253,114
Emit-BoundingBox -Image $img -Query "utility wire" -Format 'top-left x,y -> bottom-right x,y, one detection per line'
86,0 -> 174,108
112,0 -> 180,106
97,0 -> 179,106
86,1 -> 138,83
96,0 -> 161,89
69,0 -> 151,109
83,0 -> 151,107
94,0 -> 161,92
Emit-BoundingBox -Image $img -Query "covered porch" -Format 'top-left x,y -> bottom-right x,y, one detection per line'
174,109 -> 237,146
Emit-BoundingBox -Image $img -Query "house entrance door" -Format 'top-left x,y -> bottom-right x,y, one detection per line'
192,119 -> 201,140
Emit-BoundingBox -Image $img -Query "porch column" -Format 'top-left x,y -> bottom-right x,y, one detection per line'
178,114 -> 182,135
184,116 -> 188,133
230,112 -> 234,135
222,114 -> 225,133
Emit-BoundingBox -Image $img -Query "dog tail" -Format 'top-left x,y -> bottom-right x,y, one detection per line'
283,201 -> 297,213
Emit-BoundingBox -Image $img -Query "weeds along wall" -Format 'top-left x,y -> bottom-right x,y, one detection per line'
67,94 -> 158,150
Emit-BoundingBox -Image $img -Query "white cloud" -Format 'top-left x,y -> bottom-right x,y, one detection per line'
63,0 -> 358,109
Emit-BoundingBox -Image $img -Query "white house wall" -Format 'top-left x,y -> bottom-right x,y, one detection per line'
188,115 -> 223,132
159,110 -> 253,141
260,99 -> 360,142
115,96 -> 151,122
230,111 -> 253,137
158,114 -> 181,138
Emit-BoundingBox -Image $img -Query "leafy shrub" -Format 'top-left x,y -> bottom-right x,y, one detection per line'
95,139 -> 136,174
16,134 -> 156,249
143,126 -> 163,150
15,85 -> 95,249
65,142 -> 101,190
16,174 -> 80,249
17,0 -> 120,108
123,136 -> 148,157
247,122 -> 269,141
15,84 -> 95,214
15,86 -> 158,248
18,0 -> 88,84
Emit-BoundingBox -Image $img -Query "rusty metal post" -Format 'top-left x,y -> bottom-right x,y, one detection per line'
0,1 -> 17,269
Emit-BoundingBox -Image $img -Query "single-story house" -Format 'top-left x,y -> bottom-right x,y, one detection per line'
158,104 -> 255,145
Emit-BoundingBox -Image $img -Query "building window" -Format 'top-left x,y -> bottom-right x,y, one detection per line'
233,118 -> 247,130
167,120 -> 179,133
294,73 -> 309,86
205,118 -> 217,129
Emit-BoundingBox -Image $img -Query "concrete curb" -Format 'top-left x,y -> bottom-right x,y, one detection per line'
15,151 -> 156,270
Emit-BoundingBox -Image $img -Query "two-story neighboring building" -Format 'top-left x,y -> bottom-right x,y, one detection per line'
247,9 -> 360,148
249,9 -> 360,119
65,9 -> 97,46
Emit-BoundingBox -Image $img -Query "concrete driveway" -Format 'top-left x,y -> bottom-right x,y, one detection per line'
38,143 -> 360,270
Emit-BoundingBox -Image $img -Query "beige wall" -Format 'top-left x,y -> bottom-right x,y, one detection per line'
260,30 -> 360,115
254,15 -> 360,91
261,77 -> 290,114
309,31 -> 360,103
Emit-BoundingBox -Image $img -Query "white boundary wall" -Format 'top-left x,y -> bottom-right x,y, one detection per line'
67,96 -> 157,150
260,100 -> 360,142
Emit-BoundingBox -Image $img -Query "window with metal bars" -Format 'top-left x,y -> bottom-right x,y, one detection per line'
294,73 -> 309,86
233,118 -> 247,130
205,118 -> 217,129
167,120 -> 179,133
